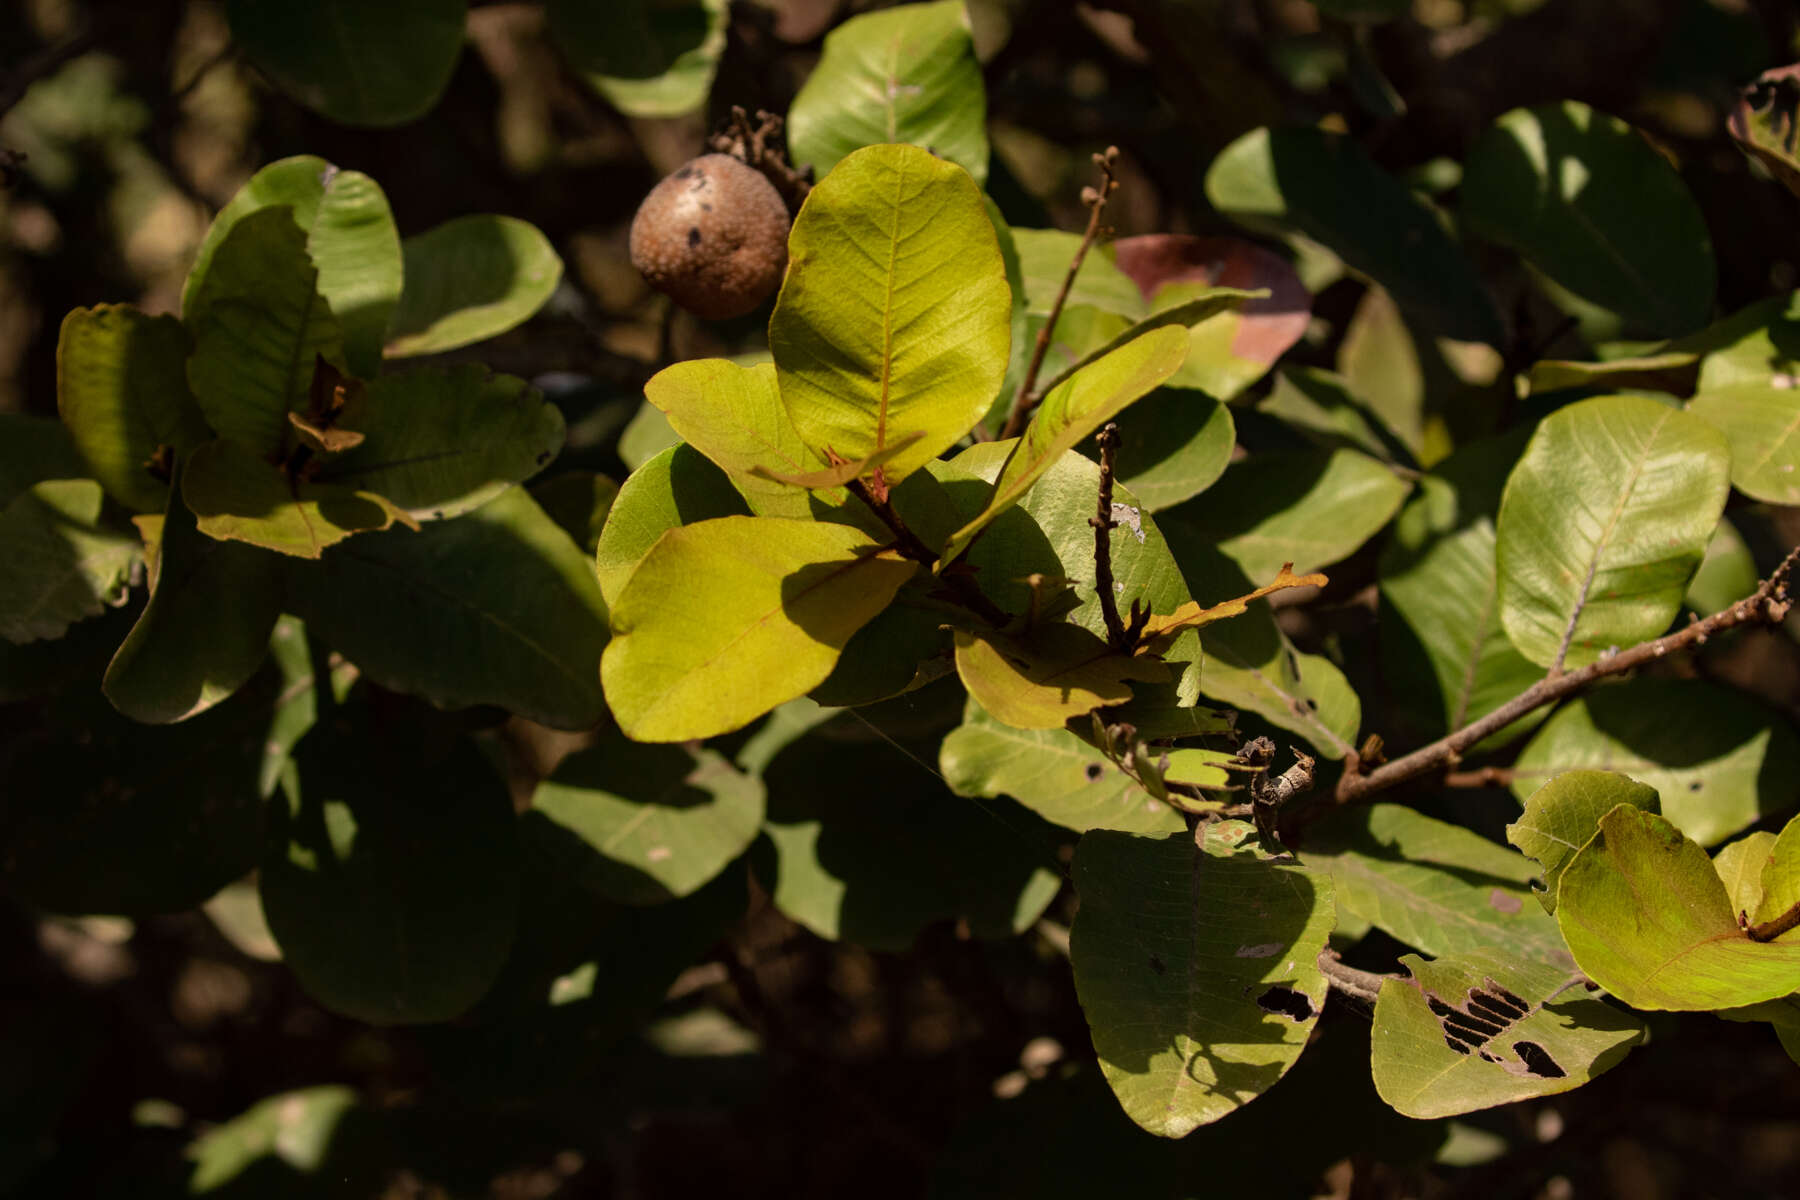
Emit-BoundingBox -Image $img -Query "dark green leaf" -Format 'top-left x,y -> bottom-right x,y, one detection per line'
1462,102 -> 1714,337
289,487 -> 609,728
185,208 -> 344,456
1509,678 -> 1800,847
225,0 -> 467,126
1379,433 -> 1543,743
787,0 -> 988,185
103,467 -> 281,723
183,156 -> 402,376
528,730 -> 764,904
940,697 -> 1186,834
1206,126 -> 1503,345
1165,446 -> 1410,581
1071,824 -> 1333,1136
1101,389 -> 1235,512
547,0 -> 726,118
1300,804 -> 1570,966
56,306 -> 209,512
0,479 -> 137,644
261,706 -> 519,1024
181,437 -> 401,560
310,366 -> 564,521
757,718 -> 1062,950
385,215 -> 564,357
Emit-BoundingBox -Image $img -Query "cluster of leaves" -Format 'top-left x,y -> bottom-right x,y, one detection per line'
9,0 -> 1800,1179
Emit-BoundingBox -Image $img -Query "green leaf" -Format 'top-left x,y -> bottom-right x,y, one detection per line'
1301,804 -> 1569,965
1690,291 -> 1800,391
1379,433 -> 1543,743
1371,949 -> 1645,1119
602,516 -> 918,741
56,306 -> 210,512
183,156 -> 403,376
1010,229 -> 1144,317
385,215 -> 564,357
1688,383 -> 1800,504
186,207 -> 345,456
1685,516 -> 1757,616
787,0 -> 988,185
1715,830 -> 1778,917
769,144 -> 1010,483
1509,678 -> 1800,847
1462,102 -> 1714,337
261,708 -> 519,1025
1101,389 -> 1235,512
548,0 -> 726,118
308,366 -> 563,521
224,0 -> 467,127
1163,537 -> 1360,758
954,624 -> 1167,731
1557,805 -> 1800,1010
528,730 -> 764,905
940,697 -> 1186,835
1505,769 -> 1661,913
757,714 -> 1062,950
1112,234 -> 1314,401
1753,814 -> 1800,927
593,442 -> 748,608
289,487 -> 609,728
181,438 -> 400,560
186,1086 -> 361,1193
261,614 -> 355,797
1166,446 -> 1411,581
1071,825 -> 1334,1137
0,413 -> 85,508
807,586 -> 954,707
940,326 -> 1189,566
1338,286 -> 1428,457
0,479 -> 137,644
643,358 -> 828,517
1526,350 -> 1698,397
1496,394 -> 1729,670
1030,291 -> 1254,402
103,470 -> 282,724
1,681 -> 270,915
1260,366 -> 1415,465
530,469 -> 617,557
1206,126 -> 1503,345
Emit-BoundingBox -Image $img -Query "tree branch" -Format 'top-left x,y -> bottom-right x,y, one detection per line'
1091,422 -> 1129,649
1317,949 -> 1393,1007
1334,546 -> 1800,806
846,477 -> 1010,628
998,147 -> 1120,441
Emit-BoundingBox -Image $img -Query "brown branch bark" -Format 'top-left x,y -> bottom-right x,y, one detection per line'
998,147 -> 1120,441
846,477 -> 1010,628
1334,546 -> 1800,806
1317,950 -> 1394,1007
1091,423 -> 1128,649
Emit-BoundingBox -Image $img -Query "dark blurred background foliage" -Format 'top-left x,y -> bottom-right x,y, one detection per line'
6,1 -> 1800,1197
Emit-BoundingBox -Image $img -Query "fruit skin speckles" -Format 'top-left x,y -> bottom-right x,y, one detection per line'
629,154 -> 790,320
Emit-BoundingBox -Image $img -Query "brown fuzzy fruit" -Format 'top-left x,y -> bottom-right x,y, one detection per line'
629,154 -> 790,320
